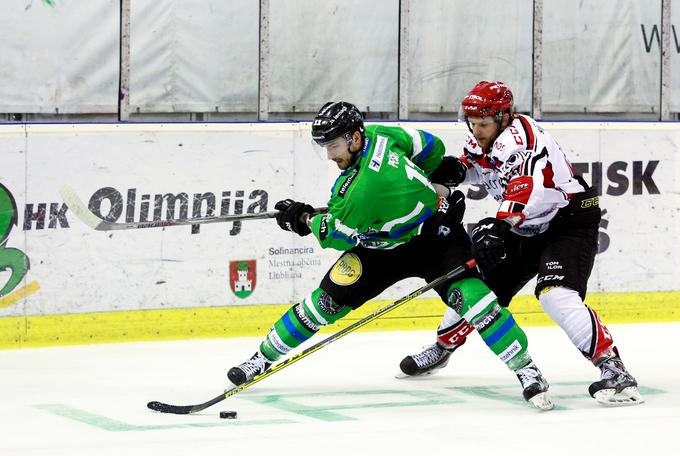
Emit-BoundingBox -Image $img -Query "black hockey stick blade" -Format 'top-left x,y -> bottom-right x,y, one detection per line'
60,184 -> 327,231
146,259 -> 477,415
147,394 -> 226,415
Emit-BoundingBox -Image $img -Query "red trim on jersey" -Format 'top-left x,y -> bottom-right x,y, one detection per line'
518,115 -> 535,151
504,176 -> 533,204
542,162 -> 555,188
497,208 -> 526,221
497,176 -> 532,223
458,154 -> 472,169
497,212 -> 526,225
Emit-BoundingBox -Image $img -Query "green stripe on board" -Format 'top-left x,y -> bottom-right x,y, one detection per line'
2,290 -> 680,349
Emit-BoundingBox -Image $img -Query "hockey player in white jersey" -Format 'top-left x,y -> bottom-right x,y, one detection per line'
399,81 -> 642,406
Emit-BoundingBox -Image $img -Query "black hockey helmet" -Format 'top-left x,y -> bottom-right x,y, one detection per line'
311,101 -> 365,146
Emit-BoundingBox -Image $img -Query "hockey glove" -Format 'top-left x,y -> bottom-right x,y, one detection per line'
429,156 -> 467,187
471,217 -> 511,272
274,199 -> 314,236
444,190 -> 466,227
422,190 -> 466,238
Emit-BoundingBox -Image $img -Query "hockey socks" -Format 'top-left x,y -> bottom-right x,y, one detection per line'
446,278 -> 530,370
260,288 -> 351,361
436,311 -> 474,349
538,286 -> 616,360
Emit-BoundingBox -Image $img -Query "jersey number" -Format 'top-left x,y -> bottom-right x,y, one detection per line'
404,161 -> 431,188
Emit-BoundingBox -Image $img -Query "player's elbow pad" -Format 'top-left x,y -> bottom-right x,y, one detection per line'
429,156 -> 467,187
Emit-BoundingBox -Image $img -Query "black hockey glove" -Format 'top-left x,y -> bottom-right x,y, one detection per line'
274,199 -> 314,236
444,190 -> 466,227
422,190 -> 466,238
471,217 -> 511,272
429,156 -> 467,187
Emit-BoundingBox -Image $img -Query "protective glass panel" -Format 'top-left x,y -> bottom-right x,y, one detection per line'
0,0 -> 119,114
129,0 -> 259,114
670,5 -> 680,113
268,0 -> 399,115
408,0 -> 533,117
542,0 -> 661,115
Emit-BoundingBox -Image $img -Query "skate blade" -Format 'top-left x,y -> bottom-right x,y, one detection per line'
394,370 -> 438,379
593,386 -> 645,406
528,392 -> 555,411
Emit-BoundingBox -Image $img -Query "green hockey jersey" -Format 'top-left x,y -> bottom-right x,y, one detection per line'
309,124 -> 446,250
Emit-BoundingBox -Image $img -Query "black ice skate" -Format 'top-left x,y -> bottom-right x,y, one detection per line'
397,341 -> 461,378
227,351 -> 272,386
588,356 -> 643,406
515,361 -> 554,411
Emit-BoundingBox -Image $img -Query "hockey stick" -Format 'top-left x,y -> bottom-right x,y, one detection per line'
147,258 -> 477,415
59,185 -> 327,231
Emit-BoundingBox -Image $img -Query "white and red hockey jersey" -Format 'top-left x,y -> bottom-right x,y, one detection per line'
460,114 -> 587,237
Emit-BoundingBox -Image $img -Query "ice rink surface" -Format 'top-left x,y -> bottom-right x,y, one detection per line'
1,322 -> 678,456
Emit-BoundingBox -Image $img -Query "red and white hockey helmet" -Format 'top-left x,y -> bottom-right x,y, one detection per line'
460,81 -> 514,121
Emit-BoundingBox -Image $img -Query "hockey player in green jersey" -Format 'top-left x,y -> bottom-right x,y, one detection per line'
228,101 -> 554,410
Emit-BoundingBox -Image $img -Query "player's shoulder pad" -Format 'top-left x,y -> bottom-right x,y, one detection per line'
368,123 -> 402,136
364,123 -> 379,135
491,117 -> 529,158
366,124 -> 408,150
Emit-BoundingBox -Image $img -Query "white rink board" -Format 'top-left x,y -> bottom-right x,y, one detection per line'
0,121 -> 676,317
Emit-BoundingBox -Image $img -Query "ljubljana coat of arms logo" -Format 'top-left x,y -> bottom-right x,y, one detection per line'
229,260 -> 256,299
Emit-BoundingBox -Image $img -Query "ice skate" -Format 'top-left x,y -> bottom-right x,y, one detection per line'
227,351 -> 272,387
396,341 -> 460,378
515,361 -> 554,411
589,356 -> 643,406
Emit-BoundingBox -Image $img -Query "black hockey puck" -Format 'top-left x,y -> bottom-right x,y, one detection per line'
219,410 -> 238,419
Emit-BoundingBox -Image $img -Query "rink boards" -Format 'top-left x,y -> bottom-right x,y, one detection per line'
0,121 -> 678,348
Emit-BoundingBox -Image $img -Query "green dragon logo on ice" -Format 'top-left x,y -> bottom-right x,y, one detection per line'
0,183 -> 30,298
